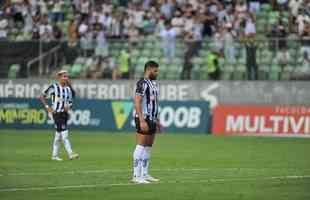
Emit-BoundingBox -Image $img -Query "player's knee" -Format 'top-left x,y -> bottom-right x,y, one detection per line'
61,130 -> 69,140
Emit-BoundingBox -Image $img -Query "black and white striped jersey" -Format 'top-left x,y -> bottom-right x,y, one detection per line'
42,82 -> 75,113
135,78 -> 159,121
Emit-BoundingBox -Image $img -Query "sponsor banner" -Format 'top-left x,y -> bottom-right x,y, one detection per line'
0,98 -> 210,133
213,105 -> 310,137
1,80 -> 310,107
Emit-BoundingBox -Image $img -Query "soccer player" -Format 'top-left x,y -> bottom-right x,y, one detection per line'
39,70 -> 79,161
132,61 -> 161,184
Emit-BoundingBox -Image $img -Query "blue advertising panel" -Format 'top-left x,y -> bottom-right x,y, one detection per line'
0,98 -> 210,133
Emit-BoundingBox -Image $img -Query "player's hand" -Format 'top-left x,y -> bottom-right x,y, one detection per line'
47,107 -> 54,113
156,119 -> 162,133
140,120 -> 149,133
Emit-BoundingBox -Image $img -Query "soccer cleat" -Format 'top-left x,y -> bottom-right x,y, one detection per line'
51,156 -> 63,161
131,177 -> 151,184
143,175 -> 160,182
69,153 -> 80,160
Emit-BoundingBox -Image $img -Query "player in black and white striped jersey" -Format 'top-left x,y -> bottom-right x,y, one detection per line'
132,61 -> 161,184
39,70 -> 79,161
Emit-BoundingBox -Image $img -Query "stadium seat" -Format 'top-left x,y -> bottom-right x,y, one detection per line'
171,57 -> 183,66
141,49 -> 152,58
281,65 -> 294,80
268,11 -> 280,25
260,50 -> 273,64
261,4 -> 272,13
221,65 -> 234,80
8,64 -> 20,79
234,64 -> 246,80
62,64 -> 72,72
199,49 -> 209,58
70,64 -> 82,78
269,64 -> 281,80
192,57 -> 203,69
258,65 -> 269,80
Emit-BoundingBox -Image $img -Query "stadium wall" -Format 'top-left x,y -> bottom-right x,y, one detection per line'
1,79 -> 310,106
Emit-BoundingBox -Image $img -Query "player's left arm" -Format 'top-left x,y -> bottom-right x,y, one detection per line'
65,81 -> 75,112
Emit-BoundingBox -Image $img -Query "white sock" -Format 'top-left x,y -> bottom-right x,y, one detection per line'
133,145 -> 144,178
61,130 -> 73,156
52,132 -> 61,157
142,146 -> 151,177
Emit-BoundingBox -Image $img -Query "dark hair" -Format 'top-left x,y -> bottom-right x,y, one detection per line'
144,60 -> 159,72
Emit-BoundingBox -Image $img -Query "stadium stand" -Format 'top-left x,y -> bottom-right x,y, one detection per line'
0,0 -> 310,80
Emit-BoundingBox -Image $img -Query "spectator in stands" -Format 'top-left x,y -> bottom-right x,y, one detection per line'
79,19 -> 94,57
171,9 -> 185,33
23,7 -> 33,36
68,19 -> 78,47
50,0 -> 65,22
217,3 -> 228,25
117,49 -> 131,79
276,0 -> 288,11
80,0 -> 91,20
248,0 -> 261,13
100,12 -> 112,34
159,20 -> 178,60
0,13 -> 8,40
181,12 -> 203,80
142,13 -> 157,34
102,0 -> 113,14
128,24 -> 139,47
243,12 -> 258,80
235,0 -> 248,18
11,0 -> 26,24
214,27 -> 224,54
200,6 -> 216,37
32,25 -> 40,40
300,22 -> 310,64
223,23 -> 236,63
101,56 -> 118,79
289,0 -> 302,18
183,10 -> 194,34
122,12 -> 134,37
268,20 -> 290,66
132,4 -> 145,30
207,48 -> 221,80
110,12 -> 122,38
160,0 -> 175,20
39,15 -> 53,41
94,24 -> 109,59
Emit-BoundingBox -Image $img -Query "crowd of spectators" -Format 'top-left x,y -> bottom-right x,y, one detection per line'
1,0 -> 310,80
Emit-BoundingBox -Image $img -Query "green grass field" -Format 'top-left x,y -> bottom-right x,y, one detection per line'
0,129 -> 310,200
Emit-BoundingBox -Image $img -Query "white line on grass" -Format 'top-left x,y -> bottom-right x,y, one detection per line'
4,167 -> 310,176
1,175 -> 310,193
5,168 -> 213,176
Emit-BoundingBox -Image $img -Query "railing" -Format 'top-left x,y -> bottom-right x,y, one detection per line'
27,42 -> 62,77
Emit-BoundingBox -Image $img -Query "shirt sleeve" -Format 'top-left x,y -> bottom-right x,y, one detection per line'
68,84 -> 76,98
42,84 -> 54,98
135,79 -> 147,96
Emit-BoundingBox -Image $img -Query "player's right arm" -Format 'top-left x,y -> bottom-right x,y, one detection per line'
135,80 -> 148,132
39,85 -> 54,113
